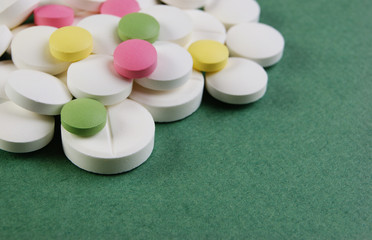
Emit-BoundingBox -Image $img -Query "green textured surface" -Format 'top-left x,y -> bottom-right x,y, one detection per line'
1,0 -> 371,239
118,13 -> 160,43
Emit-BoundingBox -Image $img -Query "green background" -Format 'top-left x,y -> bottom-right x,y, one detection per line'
1,0 -> 371,239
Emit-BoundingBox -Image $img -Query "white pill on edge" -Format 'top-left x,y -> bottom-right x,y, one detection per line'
0,60 -> 17,100
5,69 -> 72,115
0,101 -> 55,153
0,25 -> 12,56
67,54 -> 133,106
130,70 -> 204,122
136,41 -> 193,91
11,26 -> 70,75
61,99 -> 155,174
226,22 -> 285,67
0,0 -> 40,29
205,57 -> 268,105
161,0 -> 207,9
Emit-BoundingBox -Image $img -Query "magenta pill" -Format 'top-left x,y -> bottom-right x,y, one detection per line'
113,39 -> 157,79
34,4 -> 74,28
100,0 -> 140,17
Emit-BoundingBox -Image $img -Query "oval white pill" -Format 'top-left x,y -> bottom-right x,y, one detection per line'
67,54 -> 133,106
5,69 -> 72,115
77,14 -> 121,55
226,22 -> 285,67
141,5 -> 193,46
11,26 -> 70,75
184,9 -> 226,48
205,0 -> 260,29
0,101 -> 55,153
205,57 -> 268,105
0,25 -> 12,56
62,99 -> 155,174
0,0 -> 39,29
136,41 -> 193,91
130,70 -> 204,122
0,61 -> 17,100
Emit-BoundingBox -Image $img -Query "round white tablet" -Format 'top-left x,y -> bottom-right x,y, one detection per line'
61,99 -> 155,174
0,60 -> 17,100
0,101 -> 55,153
130,70 -> 204,122
0,25 -> 12,56
67,55 -> 133,106
205,57 -> 268,104
11,26 -> 70,75
204,0 -> 260,29
136,41 -> 192,91
160,0 -> 207,9
6,23 -> 34,54
141,5 -> 193,46
184,9 -> 226,48
77,14 -> 121,55
64,0 -> 105,13
137,0 -> 159,9
226,22 -> 285,67
0,0 -> 40,29
5,69 -> 72,115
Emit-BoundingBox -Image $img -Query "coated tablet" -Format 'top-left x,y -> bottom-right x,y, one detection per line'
188,40 -> 229,72
61,98 -> 107,137
204,0 -> 260,29
141,5 -> 193,46
130,70 -> 204,122
61,99 -> 155,174
0,61 -> 17,100
67,55 -> 133,105
136,41 -> 193,91
49,26 -> 93,62
0,0 -> 39,29
226,22 -> 285,67
0,101 -> 55,153
11,26 -> 70,75
205,57 -> 268,104
113,39 -> 157,79
5,69 -> 72,115
34,4 -> 74,28
100,0 -> 140,17
77,14 -> 121,55
0,25 -> 12,57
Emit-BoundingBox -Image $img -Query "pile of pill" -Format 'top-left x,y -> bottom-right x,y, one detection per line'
0,0 -> 285,174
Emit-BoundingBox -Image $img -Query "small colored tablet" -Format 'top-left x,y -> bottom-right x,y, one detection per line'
67,55 -> 133,105
141,5 -> 193,46
0,0 -> 39,29
226,22 -> 285,67
113,39 -> 157,79
205,57 -> 268,104
49,26 -> 93,62
100,0 -> 140,17
0,25 -> 12,57
5,69 -> 72,115
130,70 -> 204,122
77,14 -> 121,55
0,61 -> 17,100
117,12 -> 159,43
61,98 -> 107,137
0,101 -> 55,153
34,4 -> 74,28
136,41 -> 193,91
61,99 -> 155,174
188,39 -> 229,72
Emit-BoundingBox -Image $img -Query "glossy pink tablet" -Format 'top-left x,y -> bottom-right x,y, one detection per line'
100,0 -> 140,17
34,5 -> 74,28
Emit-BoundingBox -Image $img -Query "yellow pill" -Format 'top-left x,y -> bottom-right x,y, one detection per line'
49,26 -> 93,62
188,40 -> 229,72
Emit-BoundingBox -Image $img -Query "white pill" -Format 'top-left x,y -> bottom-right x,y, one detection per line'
205,57 -> 267,105
136,41 -> 192,91
0,101 -> 55,153
161,0 -> 207,9
226,22 -> 285,67
0,25 -> 12,56
67,55 -> 133,106
141,5 -> 193,46
62,99 -> 155,174
0,0 -> 39,29
0,60 -> 17,100
11,26 -> 70,75
5,69 -> 72,115
204,0 -> 260,29
6,23 -> 34,55
137,0 -> 160,9
130,70 -> 204,122
64,0 -> 105,13
184,9 -> 226,48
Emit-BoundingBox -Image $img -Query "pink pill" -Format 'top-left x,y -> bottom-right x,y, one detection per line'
34,5 -> 74,28
114,39 -> 157,79
100,0 -> 140,17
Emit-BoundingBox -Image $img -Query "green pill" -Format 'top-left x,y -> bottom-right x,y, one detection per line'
61,98 -> 107,137
117,12 -> 160,43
